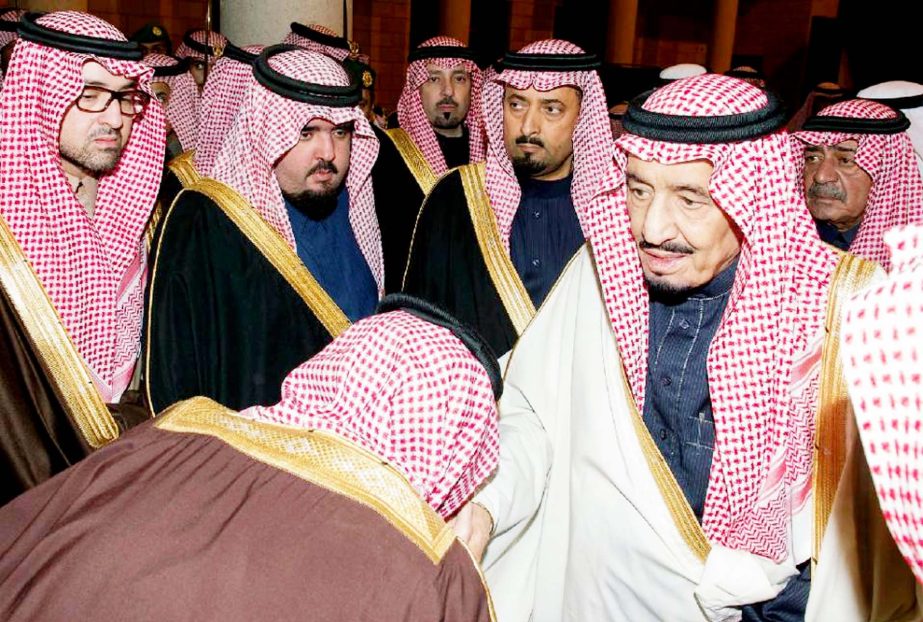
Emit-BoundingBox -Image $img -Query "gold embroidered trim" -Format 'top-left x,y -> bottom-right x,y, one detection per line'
456,539 -> 498,621
619,360 -> 711,561
459,163 -> 536,335
0,214 -> 118,448
166,149 -> 201,188
813,251 -> 878,564
155,397 -> 457,564
144,180 -> 351,412
384,128 -> 439,194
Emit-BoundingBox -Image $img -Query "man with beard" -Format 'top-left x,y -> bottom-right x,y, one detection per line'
451,74 -> 916,621
371,37 -> 485,292
146,46 -> 382,414
793,99 -> 923,269
0,298 -> 499,621
0,11 -> 165,505
402,40 -> 605,356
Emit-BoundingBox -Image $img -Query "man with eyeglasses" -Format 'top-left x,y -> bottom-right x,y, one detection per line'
0,11 -> 165,506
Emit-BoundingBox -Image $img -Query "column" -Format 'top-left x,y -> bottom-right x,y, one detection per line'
438,0 -> 471,43
707,0 -> 738,74
605,0 -> 638,65
220,0 -> 353,47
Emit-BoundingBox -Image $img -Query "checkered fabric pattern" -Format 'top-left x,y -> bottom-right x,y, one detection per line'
483,39 -> 614,248
842,223 -> 923,584
396,36 -> 486,176
244,309 -> 500,518
794,99 -> 923,269
595,73 -> 841,562
0,11 -> 166,402
0,9 -> 25,90
858,81 -> 923,181
143,53 -> 199,151
174,29 -> 227,62
209,48 -> 383,291
283,23 -> 350,62
193,45 -> 263,177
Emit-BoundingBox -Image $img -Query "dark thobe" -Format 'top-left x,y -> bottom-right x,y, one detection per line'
435,127 -> 470,169
509,174 -> 584,308
815,219 -> 859,252
372,126 -> 472,293
146,188 -> 341,413
0,403 -> 493,621
285,190 -> 377,323
641,258 -> 810,620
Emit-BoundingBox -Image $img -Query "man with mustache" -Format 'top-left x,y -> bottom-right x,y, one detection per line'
794,99 -> 923,269
455,74 -> 918,621
146,46 -> 383,413
372,36 -> 485,291
0,11 -> 165,505
402,40 -> 605,356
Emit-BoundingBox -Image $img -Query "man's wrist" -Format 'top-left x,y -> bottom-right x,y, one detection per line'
471,500 -> 495,536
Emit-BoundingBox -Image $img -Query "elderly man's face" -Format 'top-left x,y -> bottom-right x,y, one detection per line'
802,139 -> 872,231
275,118 -> 353,213
503,85 -> 581,181
419,62 -> 471,137
59,61 -> 137,178
626,156 -> 742,296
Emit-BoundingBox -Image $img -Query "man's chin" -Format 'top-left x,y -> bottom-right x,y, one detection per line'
643,273 -> 696,299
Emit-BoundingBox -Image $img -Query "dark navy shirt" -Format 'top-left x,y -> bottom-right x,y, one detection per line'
509,174 -> 584,308
641,256 -> 811,620
642,257 -> 737,521
815,218 -> 859,251
285,190 -> 378,323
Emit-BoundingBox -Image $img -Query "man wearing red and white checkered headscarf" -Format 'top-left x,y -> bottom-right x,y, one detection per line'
193,43 -> 263,178
402,39 -> 608,356
0,11 -> 165,504
458,73 -> 906,621
0,298 -> 497,620
143,53 -> 199,157
842,224 -> 923,587
147,45 -> 382,416
283,21 -> 352,61
0,8 -> 24,91
175,28 -> 227,92
371,36 -> 485,293
794,99 -> 923,269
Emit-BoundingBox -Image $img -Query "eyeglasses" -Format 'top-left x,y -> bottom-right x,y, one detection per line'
74,86 -> 151,117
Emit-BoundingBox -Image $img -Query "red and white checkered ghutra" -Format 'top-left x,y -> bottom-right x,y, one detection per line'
483,39 -> 614,248
283,23 -> 350,62
193,45 -> 263,178
244,309 -> 500,518
0,11 -> 166,402
209,48 -> 383,291
595,73 -> 841,562
143,53 -> 200,151
794,99 -> 923,269
397,36 -> 486,177
843,223 -> 923,584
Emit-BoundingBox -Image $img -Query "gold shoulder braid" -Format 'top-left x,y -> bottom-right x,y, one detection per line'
813,251 -> 878,564
0,214 -> 118,448
155,397 -> 458,564
459,163 -> 536,336
618,361 -> 712,561
144,180 -> 351,412
166,149 -> 201,188
384,128 -> 439,194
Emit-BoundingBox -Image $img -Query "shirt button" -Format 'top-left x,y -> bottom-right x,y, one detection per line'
661,375 -> 671,386
533,210 -> 541,219
678,318 -> 690,330
531,258 -> 541,267
659,428 -> 668,441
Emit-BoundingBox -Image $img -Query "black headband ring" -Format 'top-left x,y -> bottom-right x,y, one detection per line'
407,45 -> 480,64
152,57 -> 190,77
801,111 -> 910,135
622,88 -> 787,143
253,44 -> 361,106
221,42 -> 257,65
18,12 -> 143,60
861,93 -> 923,111
494,51 -> 601,72
289,21 -> 350,51
376,294 -> 503,401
